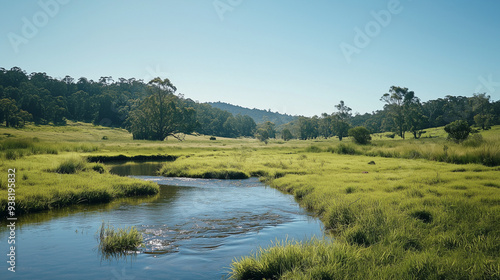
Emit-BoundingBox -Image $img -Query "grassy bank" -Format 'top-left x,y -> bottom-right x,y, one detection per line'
0,124 -> 162,216
0,153 -> 159,216
151,133 -> 500,278
1,122 -> 499,278
228,155 -> 500,279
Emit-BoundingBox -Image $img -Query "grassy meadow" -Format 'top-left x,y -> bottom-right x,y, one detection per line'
0,122 -> 499,279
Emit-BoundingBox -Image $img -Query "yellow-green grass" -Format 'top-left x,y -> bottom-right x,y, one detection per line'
0,153 -> 159,216
1,123 -> 499,278
98,222 -> 143,257
153,142 -> 500,278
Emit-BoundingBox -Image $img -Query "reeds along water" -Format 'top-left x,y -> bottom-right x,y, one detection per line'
97,222 -> 143,258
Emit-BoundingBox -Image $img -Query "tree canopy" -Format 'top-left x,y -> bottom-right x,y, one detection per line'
0,67 -> 256,139
1,67 -> 499,141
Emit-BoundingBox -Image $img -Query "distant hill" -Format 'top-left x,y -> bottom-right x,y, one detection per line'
207,102 -> 298,126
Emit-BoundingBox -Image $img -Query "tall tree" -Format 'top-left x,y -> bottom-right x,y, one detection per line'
380,86 -> 419,139
333,100 -> 351,141
298,116 -> 318,140
471,93 -> 493,129
318,113 -> 334,138
127,78 -> 196,140
255,121 -> 276,142
406,102 -> 427,139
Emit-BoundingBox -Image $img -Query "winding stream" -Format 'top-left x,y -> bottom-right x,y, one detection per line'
1,162 -> 325,279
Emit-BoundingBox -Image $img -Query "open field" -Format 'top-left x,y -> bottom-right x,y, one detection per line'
0,122 -> 499,279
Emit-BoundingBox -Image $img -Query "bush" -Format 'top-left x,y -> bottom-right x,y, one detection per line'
444,120 -> 471,143
348,126 -> 371,144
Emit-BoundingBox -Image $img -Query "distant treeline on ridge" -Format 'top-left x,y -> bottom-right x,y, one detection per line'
0,67 -> 499,141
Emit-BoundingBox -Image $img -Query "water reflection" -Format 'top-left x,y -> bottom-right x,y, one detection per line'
107,161 -> 164,176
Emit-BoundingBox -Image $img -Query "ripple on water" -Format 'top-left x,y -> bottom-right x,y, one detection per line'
140,211 -> 291,254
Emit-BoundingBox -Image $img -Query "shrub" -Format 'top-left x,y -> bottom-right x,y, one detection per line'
348,126 -> 372,144
444,120 -> 471,143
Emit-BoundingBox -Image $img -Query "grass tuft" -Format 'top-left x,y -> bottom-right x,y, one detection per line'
97,222 -> 143,256
54,156 -> 88,174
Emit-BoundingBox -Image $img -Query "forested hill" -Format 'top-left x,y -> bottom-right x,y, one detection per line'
1,67 -> 499,141
208,102 -> 297,126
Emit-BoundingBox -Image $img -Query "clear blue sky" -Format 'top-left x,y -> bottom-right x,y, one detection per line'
1,0 -> 499,116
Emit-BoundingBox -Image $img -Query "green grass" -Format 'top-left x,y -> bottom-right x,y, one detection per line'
0,155 -> 159,216
53,155 -> 88,174
97,222 -> 143,257
0,122 -> 499,279
224,154 -> 500,279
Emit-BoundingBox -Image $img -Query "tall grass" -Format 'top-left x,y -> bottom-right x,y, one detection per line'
333,135 -> 500,166
0,137 -> 99,160
98,222 -> 143,257
54,156 -> 88,174
227,153 -> 500,279
0,122 -> 498,278
0,155 -> 159,216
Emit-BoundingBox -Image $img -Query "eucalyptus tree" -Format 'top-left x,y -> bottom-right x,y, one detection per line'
380,86 -> 420,139
127,78 -> 197,140
333,100 -> 352,141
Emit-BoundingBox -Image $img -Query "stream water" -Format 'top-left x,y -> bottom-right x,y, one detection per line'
1,162 -> 325,279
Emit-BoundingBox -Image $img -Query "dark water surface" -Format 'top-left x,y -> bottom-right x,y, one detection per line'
1,163 -> 325,279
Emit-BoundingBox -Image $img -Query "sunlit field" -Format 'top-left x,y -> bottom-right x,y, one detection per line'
1,122 -> 499,279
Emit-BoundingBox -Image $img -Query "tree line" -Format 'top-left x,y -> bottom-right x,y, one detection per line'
1,67 -> 498,141
277,86 -> 499,141
0,67 -> 256,139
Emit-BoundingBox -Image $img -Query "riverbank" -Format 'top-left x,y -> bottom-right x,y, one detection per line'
156,144 -> 499,278
1,122 -> 499,279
